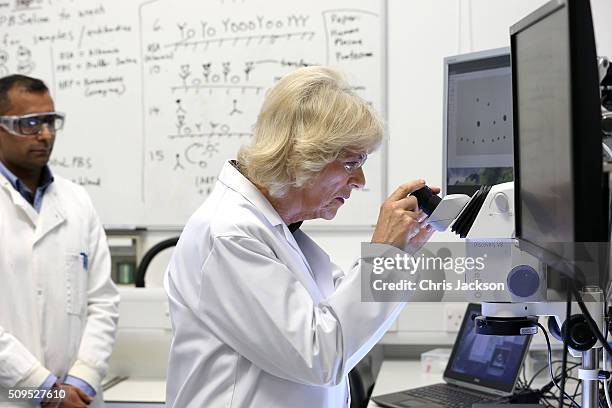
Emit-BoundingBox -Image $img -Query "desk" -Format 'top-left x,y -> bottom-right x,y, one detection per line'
103,359 -> 431,407
105,379 -> 165,408
372,360 -> 441,395
103,359 -> 567,406
103,358 -> 577,406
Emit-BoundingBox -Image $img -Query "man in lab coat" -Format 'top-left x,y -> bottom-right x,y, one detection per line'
165,66 -> 436,407
0,75 -> 119,407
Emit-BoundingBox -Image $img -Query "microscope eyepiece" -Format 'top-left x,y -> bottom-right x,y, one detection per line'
410,186 -> 442,216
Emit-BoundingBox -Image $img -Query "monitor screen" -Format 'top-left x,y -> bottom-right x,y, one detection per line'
513,4 -> 573,244
444,49 -> 513,196
444,304 -> 530,393
512,0 -> 608,285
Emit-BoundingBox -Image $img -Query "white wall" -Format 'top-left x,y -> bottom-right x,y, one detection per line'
129,0 -> 612,343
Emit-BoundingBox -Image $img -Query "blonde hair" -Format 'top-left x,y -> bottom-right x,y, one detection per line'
237,66 -> 383,197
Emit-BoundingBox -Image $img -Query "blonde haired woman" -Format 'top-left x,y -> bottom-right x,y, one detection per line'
165,66 -> 436,407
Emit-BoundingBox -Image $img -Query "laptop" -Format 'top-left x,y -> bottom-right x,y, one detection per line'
372,303 -> 531,408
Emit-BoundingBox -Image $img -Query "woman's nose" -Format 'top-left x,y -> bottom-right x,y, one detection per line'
349,167 -> 366,189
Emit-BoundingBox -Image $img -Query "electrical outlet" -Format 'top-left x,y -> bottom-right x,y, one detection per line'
444,304 -> 465,332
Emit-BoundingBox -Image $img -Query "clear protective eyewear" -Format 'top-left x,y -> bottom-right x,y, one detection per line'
341,152 -> 368,172
0,112 -> 65,137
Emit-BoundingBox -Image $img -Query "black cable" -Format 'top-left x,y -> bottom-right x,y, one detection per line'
555,363 -> 581,379
537,321 -> 580,408
540,395 -> 556,408
542,391 -> 575,408
529,362 -> 581,389
571,379 -> 581,400
521,363 -> 528,389
513,359 -> 580,407
560,286 -> 572,408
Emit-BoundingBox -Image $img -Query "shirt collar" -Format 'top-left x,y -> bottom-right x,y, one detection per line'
0,160 -> 54,194
38,165 -> 54,191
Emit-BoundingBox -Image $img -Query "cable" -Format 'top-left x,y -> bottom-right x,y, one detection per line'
537,322 -> 580,408
528,361 -> 581,390
560,286 -> 572,408
521,363 -> 528,389
571,378 -> 581,400
603,304 -> 612,408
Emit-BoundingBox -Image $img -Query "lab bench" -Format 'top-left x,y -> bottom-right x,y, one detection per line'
103,360 -> 434,408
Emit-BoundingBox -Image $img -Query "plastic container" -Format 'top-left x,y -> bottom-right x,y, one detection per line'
421,348 -> 452,374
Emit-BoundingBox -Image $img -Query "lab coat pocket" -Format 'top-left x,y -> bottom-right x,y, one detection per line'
65,253 -> 88,316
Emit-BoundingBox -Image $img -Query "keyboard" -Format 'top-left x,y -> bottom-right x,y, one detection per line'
399,383 -> 500,408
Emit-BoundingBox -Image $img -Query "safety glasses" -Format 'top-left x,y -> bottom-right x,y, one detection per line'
0,112 -> 65,137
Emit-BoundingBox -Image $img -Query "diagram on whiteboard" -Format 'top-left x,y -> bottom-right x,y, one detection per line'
140,0 -> 383,225
0,0 -> 384,227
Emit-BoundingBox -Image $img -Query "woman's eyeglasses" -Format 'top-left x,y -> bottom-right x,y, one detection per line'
341,152 -> 368,172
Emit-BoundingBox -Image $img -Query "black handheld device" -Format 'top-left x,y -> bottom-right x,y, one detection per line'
410,186 -> 442,216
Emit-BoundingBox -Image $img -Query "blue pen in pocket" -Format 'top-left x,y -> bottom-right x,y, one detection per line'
79,252 -> 89,270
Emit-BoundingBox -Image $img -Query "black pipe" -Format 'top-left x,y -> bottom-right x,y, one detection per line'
135,237 -> 180,287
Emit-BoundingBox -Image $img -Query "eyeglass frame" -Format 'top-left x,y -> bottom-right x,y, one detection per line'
339,151 -> 368,172
0,111 -> 66,137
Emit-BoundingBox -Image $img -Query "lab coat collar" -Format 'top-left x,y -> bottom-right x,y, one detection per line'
0,161 -> 55,209
0,176 -> 66,241
218,161 -> 317,279
218,161 -> 286,228
0,174 -> 39,226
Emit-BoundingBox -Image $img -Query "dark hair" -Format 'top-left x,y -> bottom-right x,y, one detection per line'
0,75 -> 49,114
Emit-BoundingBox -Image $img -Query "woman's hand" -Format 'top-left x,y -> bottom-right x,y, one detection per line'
371,180 -> 439,249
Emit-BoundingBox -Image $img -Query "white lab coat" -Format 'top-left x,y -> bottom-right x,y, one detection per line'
165,161 -> 404,408
0,174 -> 119,407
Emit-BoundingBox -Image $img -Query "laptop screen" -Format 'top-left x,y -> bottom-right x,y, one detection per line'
443,303 -> 531,394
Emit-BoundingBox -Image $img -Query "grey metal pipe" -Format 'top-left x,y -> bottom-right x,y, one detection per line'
581,349 -> 598,408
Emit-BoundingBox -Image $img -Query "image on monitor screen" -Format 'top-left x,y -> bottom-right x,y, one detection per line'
444,49 -> 513,196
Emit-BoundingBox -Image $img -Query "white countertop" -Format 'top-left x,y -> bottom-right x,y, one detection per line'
104,358 -> 567,407
104,359 -> 438,407
104,378 -> 166,403
372,360 -> 441,395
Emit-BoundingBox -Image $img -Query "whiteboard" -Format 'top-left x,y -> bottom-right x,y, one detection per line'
0,0 -> 386,228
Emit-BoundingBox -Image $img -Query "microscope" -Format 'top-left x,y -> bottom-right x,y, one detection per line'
413,180 -> 609,408
408,2 -> 612,406
407,8 -> 612,395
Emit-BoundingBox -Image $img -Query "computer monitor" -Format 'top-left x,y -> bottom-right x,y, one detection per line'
443,48 -> 513,196
511,0 -> 609,285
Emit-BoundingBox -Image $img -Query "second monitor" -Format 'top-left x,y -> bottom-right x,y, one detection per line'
443,47 -> 513,196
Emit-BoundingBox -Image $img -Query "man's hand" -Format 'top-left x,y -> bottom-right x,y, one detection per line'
371,180 -> 439,249
41,384 -> 93,408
